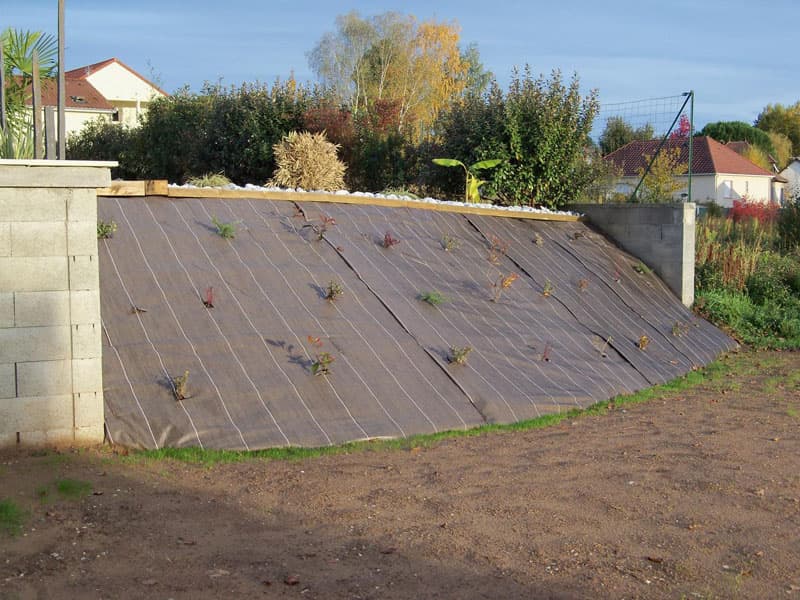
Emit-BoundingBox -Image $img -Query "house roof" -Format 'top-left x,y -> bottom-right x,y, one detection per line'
15,76 -> 114,111
604,136 -> 775,178
65,57 -> 168,97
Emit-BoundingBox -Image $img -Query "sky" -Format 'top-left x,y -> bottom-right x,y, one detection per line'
4,0 -> 798,132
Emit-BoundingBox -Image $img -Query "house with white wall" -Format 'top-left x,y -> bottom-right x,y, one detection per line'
23,57 -> 167,137
604,136 -> 784,206
779,158 -> 800,202
65,58 -> 167,128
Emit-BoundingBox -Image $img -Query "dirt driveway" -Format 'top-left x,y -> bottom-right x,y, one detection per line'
2,350 -> 799,599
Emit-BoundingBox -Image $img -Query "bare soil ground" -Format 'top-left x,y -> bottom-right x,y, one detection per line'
2,350 -> 799,600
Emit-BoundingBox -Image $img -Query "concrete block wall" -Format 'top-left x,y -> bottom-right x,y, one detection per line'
0,160 -> 114,448
571,203 -> 695,307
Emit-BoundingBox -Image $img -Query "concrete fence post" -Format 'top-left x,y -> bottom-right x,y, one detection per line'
0,159 -> 115,447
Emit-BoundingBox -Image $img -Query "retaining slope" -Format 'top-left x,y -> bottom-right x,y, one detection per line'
98,196 -> 735,449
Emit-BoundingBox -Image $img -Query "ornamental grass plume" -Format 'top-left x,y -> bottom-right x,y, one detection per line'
269,131 -> 347,191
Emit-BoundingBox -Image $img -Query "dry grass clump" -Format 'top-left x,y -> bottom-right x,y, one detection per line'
186,172 -> 232,187
268,131 -> 346,191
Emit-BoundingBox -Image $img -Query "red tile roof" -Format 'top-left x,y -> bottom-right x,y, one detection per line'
15,76 -> 114,110
604,136 -> 775,177
65,57 -> 168,97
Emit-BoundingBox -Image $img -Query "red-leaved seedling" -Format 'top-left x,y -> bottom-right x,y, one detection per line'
307,335 -> 335,376
490,272 -> 518,302
383,231 -> 401,248
203,286 -> 214,308
541,343 -> 551,362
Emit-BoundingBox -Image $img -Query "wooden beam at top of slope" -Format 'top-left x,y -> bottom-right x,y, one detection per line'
97,180 -> 584,222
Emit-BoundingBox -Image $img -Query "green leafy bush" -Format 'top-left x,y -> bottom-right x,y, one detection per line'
66,118 -> 143,179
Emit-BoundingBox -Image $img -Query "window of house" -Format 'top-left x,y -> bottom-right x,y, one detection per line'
722,179 -> 734,199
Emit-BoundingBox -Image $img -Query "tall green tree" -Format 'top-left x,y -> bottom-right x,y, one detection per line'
598,116 -> 654,155
755,101 -> 800,155
701,120 -> 775,155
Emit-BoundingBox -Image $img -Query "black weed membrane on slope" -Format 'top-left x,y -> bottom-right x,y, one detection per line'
98,196 -> 736,449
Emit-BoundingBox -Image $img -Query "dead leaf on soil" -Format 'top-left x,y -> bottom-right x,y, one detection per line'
207,568 -> 230,578
285,574 -> 300,585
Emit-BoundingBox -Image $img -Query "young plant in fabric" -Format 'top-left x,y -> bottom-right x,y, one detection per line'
172,370 -> 190,401
490,272 -> 518,302
325,280 -> 344,302
578,278 -> 589,291
418,290 -> 448,306
633,261 -> 652,275
203,287 -> 214,308
542,280 -> 555,297
672,321 -> 690,337
97,220 -> 117,239
432,157 -> 502,203
305,214 -> 337,241
486,235 -> 509,265
448,345 -> 472,365
637,335 -> 650,350
382,231 -> 401,248
598,336 -> 613,358
533,233 -> 544,247
307,336 -> 335,376
211,216 -> 236,239
440,234 -> 461,252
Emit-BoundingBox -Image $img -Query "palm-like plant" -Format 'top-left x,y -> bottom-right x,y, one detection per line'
432,157 -> 502,203
1,28 -> 58,159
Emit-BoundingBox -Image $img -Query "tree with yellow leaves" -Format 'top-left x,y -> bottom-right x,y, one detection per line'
636,147 -> 687,203
308,12 -> 469,140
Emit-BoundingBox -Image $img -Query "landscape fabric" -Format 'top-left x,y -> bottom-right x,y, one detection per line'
98,196 -> 736,449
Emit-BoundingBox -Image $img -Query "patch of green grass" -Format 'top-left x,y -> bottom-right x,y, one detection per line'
0,499 -> 27,536
187,172 -> 232,188
763,376 -> 782,394
129,357 -> 732,466
211,216 -> 236,239
55,478 -> 92,499
787,406 -> 799,419
418,290 -> 448,306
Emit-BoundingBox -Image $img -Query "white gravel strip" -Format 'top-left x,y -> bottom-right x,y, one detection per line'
168,182 -> 582,217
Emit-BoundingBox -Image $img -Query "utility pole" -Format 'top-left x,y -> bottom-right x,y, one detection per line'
57,0 -> 66,159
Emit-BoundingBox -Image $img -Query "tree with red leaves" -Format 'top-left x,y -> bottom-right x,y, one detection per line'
670,114 -> 691,139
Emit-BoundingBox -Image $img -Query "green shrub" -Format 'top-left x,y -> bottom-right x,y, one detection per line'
0,499 -> 27,536
269,131 -> 347,191
488,67 -> 599,208
66,118 -> 143,179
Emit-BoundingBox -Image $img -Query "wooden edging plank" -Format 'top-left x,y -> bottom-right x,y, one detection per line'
166,186 -> 584,222
98,180 -> 583,222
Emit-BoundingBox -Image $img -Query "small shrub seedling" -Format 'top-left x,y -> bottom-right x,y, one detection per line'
542,280 -> 555,297
672,321 -> 690,337
418,290 -> 448,306
440,234 -> 461,252
598,336 -> 613,358
448,345 -> 472,365
97,219 -> 117,239
541,342 -> 552,362
326,280 -> 344,302
490,272 -> 518,302
211,216 -> 236,239
613,266 -> 622,283
173,370 -> 190,401
203,286 -> 214,308
307,336 -> 335,376
637,335 -> 650,350
633,261 -> 652,275
305,214 -> 336,240
487,235 -> 509,265
533,233 -> 544,247
578,278 -> 589,291
382,231 -> 401,248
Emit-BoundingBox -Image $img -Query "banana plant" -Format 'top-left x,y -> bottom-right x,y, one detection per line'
432,158 -> 502,203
